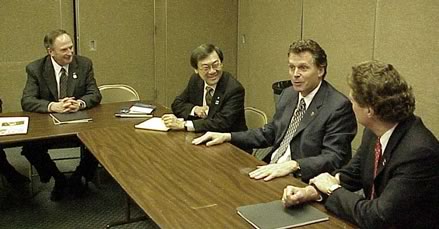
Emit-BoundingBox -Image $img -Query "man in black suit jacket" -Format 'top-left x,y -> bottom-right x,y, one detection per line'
21,29 -> 102,201
193,40 -> 357,182
162,44 -> 247,133
283,61 -> 439,228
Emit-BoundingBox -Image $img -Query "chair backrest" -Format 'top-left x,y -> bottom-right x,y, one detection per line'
245,107 -> 268,129
98,84 -> 140,104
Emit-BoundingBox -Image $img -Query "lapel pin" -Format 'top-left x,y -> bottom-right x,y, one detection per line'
215,100 -> 219,105
382,159 -> 386,166
73,72 -> 77,79
311,111 -> 315,116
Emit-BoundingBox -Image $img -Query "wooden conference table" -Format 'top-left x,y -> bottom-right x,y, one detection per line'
1,101 -> 355,228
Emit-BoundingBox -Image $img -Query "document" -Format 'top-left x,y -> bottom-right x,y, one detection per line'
115,103 -> 155,118
134,117 -> 170,131
0,117 -> 29,136
237,200 -> 328,229
50,111 -> 92,125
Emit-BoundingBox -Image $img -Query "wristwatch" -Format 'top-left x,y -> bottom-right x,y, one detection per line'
327,184 -> 342,195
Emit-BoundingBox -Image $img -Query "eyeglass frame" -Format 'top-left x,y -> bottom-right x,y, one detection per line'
198,60 -> 223,73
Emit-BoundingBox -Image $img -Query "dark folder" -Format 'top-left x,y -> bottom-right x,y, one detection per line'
50,111 -> 92,125
237,200 -> 328,229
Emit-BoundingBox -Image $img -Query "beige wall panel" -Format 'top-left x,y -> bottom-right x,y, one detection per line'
374,0 -> 439,138
303,0 -> 376,149
162,0 -> 238,107
238,0 -> 302,119
0,0 -> 73,112
77,0 -> 155,100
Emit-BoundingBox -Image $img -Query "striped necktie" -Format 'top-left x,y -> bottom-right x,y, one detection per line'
271,98 -> 306,163
59,68 -> 68,99
205,86 -> 214,106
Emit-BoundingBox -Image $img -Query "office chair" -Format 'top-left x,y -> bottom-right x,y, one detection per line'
244,107 -> 272,160
98,84 -> 140,103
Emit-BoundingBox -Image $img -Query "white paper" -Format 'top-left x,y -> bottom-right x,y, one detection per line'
0,117 -> 29,136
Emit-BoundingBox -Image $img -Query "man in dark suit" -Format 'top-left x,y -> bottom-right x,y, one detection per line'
162,44 -> 247,133
0,98 -> 29,189
193,39 -> 357,182
21,29 -> 102,201
282,61 -> 439,228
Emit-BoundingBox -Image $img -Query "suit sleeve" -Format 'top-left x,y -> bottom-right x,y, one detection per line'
171,77 -> 196,119
192,84 -> 245,132
296,99 -> 357,181
21,65 -> 51,113
77,60 -> 101,108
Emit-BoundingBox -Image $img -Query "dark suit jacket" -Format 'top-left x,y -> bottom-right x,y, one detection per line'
171,71 -> 247,132
231,80 -> 357,181
21,55 -> 101,112
327,116 -> 439,228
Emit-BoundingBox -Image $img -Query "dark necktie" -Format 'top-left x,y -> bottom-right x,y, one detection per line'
271,98 -> 306,163
370,137 -> 382,199
59,68 -> 68,99
205,86 -> 214,106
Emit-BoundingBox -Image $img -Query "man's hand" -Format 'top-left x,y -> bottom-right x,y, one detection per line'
282,185 -> 321,207
192,131 -> 231,146
309,172 -> 339,194
50,97 -> 80,113
162,114 -> 185,130
193,106 -> 209,118
248,160 -> 299,181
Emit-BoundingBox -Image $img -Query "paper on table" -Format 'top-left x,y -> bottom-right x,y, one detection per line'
0,117 -> 29,136
135,117 -> 170,131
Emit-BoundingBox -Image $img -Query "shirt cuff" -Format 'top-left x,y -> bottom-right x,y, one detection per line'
78,99 -> 87,110
48,102 -> 55,112
185,120 -> 195,132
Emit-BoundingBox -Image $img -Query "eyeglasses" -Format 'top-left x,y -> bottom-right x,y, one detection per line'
198,61 -> 222,72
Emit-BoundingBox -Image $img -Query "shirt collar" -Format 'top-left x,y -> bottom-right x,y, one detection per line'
204,82 -> 217,91
379,123 -> 398,154
298,81 -> 322,110
50,56 -> 69,74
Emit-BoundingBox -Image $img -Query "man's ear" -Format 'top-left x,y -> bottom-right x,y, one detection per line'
47,48 -> 53,56
318,67 -> 324,78
367,107 -> 375,118
194,69 -> 199,74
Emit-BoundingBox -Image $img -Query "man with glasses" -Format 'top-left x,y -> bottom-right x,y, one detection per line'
193,39 -> 357,182
162,44 -> 247,133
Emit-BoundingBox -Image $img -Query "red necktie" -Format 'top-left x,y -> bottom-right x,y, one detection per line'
370,137 -> 382,199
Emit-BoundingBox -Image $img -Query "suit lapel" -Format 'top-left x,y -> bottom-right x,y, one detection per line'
67,57 -> 79,97
207,73 -> 227,116
43,56 -> 58,100
292,81 -> 327,138
376,116 -> 415,176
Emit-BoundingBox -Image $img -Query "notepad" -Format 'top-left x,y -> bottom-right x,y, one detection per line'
237,200 -> 328,229
0,117 -> 29,136
134,117 -> 170,131
50,111 -> 92,125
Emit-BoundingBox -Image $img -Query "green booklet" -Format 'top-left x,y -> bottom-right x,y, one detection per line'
237,200 -> 328,229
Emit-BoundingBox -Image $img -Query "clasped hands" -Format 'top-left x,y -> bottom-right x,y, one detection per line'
282,172 -> 340,207
50,97 -> 80,113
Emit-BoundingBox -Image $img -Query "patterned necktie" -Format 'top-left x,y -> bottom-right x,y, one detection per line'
271,98 -> 306,163
205,86 -> 214,106
370,137 -> 382,199
59,68 -> 68,99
